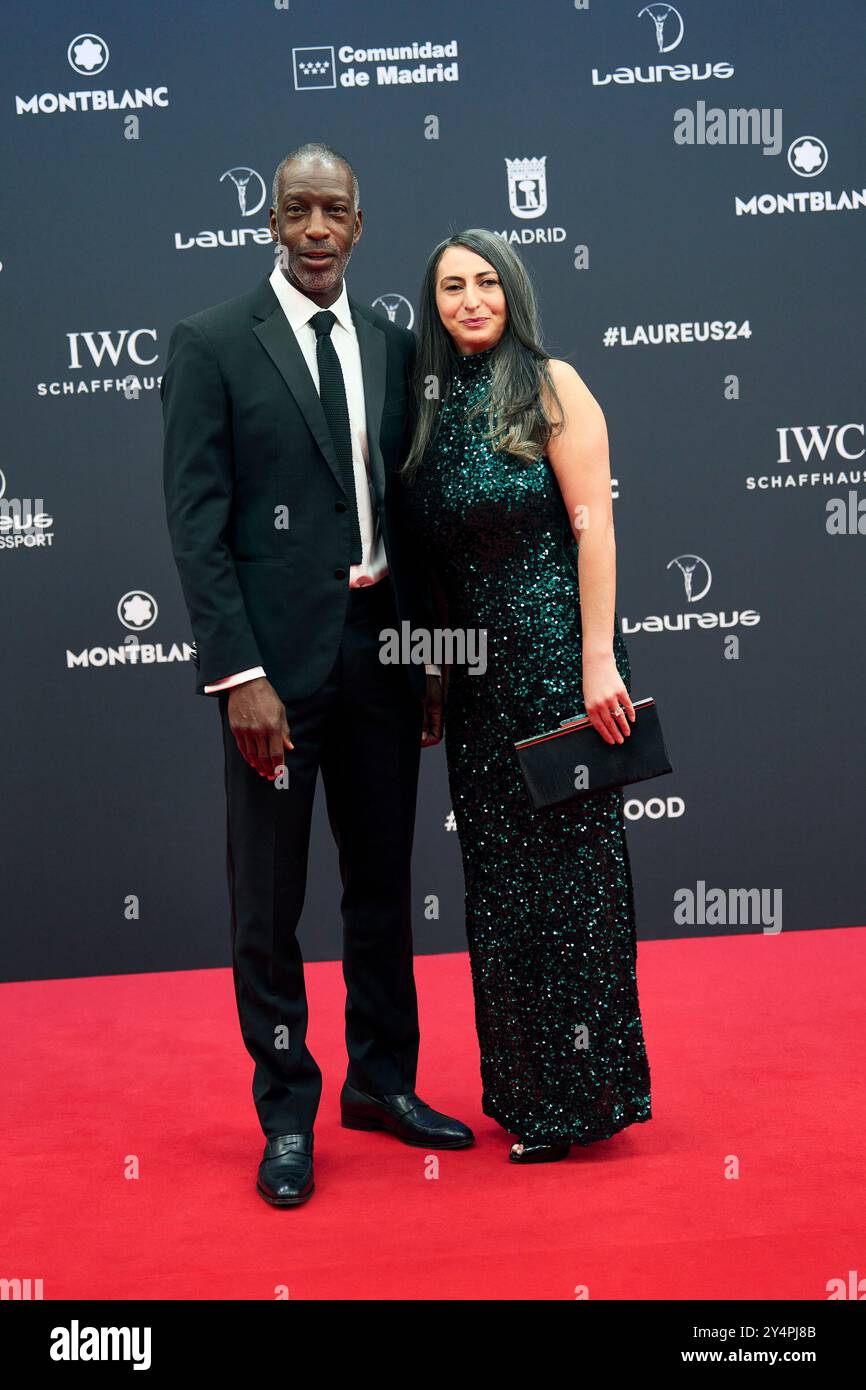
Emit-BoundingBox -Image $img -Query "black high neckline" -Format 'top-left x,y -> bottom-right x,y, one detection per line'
452,342 -> 497,376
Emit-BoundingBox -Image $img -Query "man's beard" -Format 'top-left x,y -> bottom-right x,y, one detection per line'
277,241 -> 351,295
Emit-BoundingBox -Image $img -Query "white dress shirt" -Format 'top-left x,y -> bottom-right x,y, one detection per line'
204,267 -> 438,691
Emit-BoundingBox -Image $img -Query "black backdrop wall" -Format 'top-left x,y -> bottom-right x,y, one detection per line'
2,0 -> 864,982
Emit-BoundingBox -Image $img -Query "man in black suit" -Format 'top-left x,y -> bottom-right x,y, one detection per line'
161,142 -> 473,1207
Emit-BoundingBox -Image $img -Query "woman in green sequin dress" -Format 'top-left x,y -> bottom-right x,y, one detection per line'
402,231 -> 652,1161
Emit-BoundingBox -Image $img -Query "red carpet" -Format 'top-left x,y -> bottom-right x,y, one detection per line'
1,928 -> 863,1300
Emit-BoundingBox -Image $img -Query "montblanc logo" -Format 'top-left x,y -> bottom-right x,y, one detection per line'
592,5 -> 734,87
788,136 -> 829,178
372,294 -> 414,329
15,34 -> 169,116
68,34 -> 110,75
174,167 -> 272,252
621,554 -> 760,634
0,467 -> 55,553
66,593 -> 194,673
37,328 -> 161,399
498,156 -> 566,247
117,591 -> 158,631
291,41 -> 459,91
735,136 -> 865,216
746,423 -> 865,491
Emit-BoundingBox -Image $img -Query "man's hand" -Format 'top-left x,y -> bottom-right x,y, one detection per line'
227,677 -> 293,779
421,672 -> 444,747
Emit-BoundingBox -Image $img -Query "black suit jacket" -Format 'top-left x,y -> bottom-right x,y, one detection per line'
161,273 -> 431,703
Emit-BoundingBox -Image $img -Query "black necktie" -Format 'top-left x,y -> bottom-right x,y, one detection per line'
309,309 -> 363,565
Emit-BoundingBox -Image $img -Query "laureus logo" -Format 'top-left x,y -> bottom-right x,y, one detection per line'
0,468 -> 54,552
621,554 -> 760,634
219,167 -> 267,217
638,4 -> 684,53
592,5 -> 733,86
174,167 -> 272,251
372,294 -> 414,329
667,553 -> 712,603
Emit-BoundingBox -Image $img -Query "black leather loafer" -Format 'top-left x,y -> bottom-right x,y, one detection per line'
256,1132 -> 315,1206
340,1082 -> 474,1148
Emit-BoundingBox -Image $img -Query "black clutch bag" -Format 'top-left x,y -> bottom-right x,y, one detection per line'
513,696 -> 672,809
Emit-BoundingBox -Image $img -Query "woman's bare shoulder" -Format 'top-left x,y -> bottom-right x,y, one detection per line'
543,358 -> 604,424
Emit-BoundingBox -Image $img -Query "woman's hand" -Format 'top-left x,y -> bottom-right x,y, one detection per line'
582,651 -> 635,745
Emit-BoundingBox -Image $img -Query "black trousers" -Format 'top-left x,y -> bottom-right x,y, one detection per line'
218,579 -> 425,1138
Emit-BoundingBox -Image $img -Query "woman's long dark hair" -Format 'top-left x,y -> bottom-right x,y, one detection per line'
402,229 -> 565,480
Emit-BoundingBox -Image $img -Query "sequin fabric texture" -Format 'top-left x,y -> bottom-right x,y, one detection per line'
403,343 -> 652,1143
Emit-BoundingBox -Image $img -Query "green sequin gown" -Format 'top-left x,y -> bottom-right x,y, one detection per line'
404,343 -> 652,1144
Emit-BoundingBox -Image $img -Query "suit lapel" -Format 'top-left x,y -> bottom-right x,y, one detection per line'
251,275 -> 387,506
